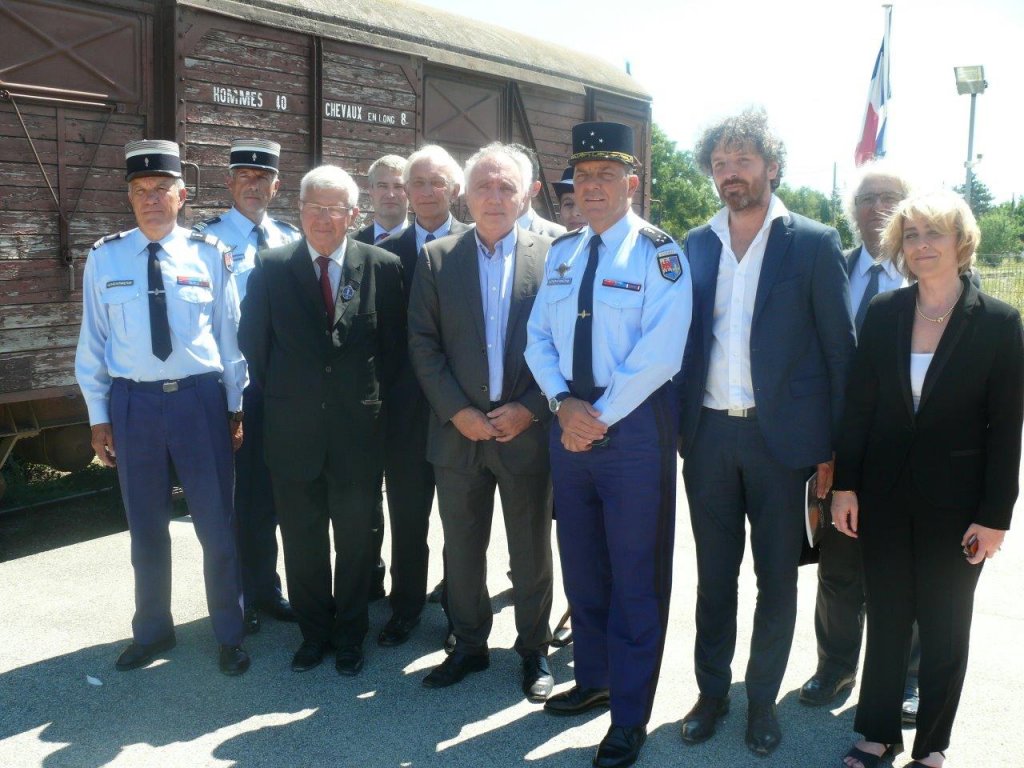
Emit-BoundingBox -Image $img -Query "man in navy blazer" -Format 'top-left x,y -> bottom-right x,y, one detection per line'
675,110 -> 855,756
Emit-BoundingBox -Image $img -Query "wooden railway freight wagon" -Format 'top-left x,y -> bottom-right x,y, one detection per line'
0,0 -> 652,494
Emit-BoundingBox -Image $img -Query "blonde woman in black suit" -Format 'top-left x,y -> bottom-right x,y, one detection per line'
831,191 -> 1024,768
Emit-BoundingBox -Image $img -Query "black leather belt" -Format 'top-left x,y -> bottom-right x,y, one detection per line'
116,372 -> 219,393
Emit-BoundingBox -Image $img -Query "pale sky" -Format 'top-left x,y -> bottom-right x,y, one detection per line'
413,0 -> 1023,204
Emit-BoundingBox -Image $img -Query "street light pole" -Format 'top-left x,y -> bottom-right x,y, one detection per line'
965,92 -> 977,205
953,65 -> 987,207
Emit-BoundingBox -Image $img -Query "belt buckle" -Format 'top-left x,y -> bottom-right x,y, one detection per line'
162,381 -> 179,393
727,407 -> 746,418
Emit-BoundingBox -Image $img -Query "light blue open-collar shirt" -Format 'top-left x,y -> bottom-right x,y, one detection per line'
476,227 -> 518,401
414,214 -> 454,253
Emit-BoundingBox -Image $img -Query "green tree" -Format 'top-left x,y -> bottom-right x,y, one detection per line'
953,177 -> 995,218
649,125 -> 718,243
977,207 -> 1024,265
776,183 -> 854,248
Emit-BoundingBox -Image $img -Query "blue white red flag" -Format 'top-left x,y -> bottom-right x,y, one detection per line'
855,7 -> 892,166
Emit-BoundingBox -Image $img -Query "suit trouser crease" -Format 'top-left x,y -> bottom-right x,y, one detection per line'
855,472 -> 981,760
433,441 -> 553,656
682,409 -> 805,704
111,376 -> 244,646
552,390 -> 676,727
272,468 -> 376,648
234,382 -> 284,607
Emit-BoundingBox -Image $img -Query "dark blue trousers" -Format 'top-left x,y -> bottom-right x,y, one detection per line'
234,383 -> 284,607
682,408 -> 806,705
110,374 -> 244,646
550,387 -> 676,728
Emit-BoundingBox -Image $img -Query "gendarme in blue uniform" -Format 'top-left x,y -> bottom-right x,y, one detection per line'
76,221 -> 247,650
526,197 -> 692,729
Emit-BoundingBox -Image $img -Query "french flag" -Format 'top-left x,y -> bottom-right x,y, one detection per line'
854,7 -> 892,166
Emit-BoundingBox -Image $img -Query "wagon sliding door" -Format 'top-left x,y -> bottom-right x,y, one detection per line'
0,0 -> 152,400
176,9 -> 313,227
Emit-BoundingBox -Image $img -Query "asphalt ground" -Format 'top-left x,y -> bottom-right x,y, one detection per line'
1,460 -> 1021,768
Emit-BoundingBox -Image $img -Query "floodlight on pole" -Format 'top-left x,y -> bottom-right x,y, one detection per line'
954,66 -> 987,205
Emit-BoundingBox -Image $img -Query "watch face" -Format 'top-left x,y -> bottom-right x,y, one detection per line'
548,397 -> 560,413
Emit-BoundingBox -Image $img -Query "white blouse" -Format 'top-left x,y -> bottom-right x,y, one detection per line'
910,353 -> 934,412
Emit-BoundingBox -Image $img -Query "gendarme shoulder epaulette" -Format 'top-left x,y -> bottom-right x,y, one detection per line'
272,218 -> 300,232
552,228 -> 585,246
639,226 -> 673,248
191,216 -> 221,233
91,230 -> 130,250
190,230 -> 234,271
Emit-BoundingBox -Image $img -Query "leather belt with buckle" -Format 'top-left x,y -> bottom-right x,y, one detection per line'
726,406 -> 756,418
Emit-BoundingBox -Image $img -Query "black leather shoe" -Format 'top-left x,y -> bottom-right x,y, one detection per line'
593,724 -> 646,768
244,608 -> 261,635
115,634 -> 177,671
378,614 -> 420,647
335,645 -> 364,676
291,639 -> 328,672
219,645 -> 250,676
427,579 -> 445,603
799,669 -> 857,705
745,702 -> 781,756
901,679 -> 919,725
256,596 -> 297,623
680,694 -> 729,744
522,653 -> 554,702
544,685 -> 611,716
422,651 -> 489,688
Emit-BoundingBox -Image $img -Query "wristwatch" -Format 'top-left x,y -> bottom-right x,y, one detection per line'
229,411 -> 244,423
547,392 -> 570,413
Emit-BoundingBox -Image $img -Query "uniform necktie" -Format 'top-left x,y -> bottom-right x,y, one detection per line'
254,225 -> 268,249
424,233 -> 436,243
315,256 -> 334,321
855,262 -> 885,334
146,242 -> 172,361
374,231 -> 389,243
572,234 -> 601,400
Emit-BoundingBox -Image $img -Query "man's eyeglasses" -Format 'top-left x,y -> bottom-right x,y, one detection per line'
855,193 -> 903,208
300,202 -> 352,219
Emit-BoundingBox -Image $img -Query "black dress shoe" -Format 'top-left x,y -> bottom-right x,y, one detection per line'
422,651 -> 489,688
244,608 -> 261,635
256,596 -> 297,623
219,645 -> 250,676
680,694 -> 729,744
335,645 -> 364,676
369,581 -> 387,602
427,579 -> 445,603
543,685 -> 611,716
745,702 -> 781,756
901,679 -> 919,725
291,639 -> 328,672
115,633 -> 177,671
799,669 -> 857,705
378,614 -> 420,647
593,724 -> 646,768
522,653 -> 554,702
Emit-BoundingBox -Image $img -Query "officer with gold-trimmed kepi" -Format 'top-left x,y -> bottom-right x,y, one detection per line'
525,122 -> 693,768
75,139 -> 251,676
193,138 -> 301,635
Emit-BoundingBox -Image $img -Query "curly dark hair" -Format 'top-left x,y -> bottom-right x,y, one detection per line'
694,108 -> 786,191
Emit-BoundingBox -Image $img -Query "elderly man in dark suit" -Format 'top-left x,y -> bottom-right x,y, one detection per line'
408,142 -> 555,702
238,164 -> 405,676
675,109 -> 855,756
374,144 -> 471,648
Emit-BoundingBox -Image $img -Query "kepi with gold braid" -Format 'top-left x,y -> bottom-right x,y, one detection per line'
569,122 -> 637,167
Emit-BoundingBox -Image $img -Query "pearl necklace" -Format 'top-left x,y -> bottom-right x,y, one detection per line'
916,285 -> 963,324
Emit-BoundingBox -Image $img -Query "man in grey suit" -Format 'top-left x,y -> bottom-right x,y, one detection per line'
238,165 -> 406,676
408,142 -> 555,702
510,143 -> 566,238
675,109 -> 855,755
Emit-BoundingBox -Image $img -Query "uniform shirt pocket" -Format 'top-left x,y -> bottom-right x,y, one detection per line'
100,284 -> 142,335
595,284 -> 644,350
169,284 -> 214,338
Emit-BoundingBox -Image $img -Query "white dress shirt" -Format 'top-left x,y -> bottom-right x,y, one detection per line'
703,195 -> 790,411
309,239 -> 348,301
373,220 -> 408,243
